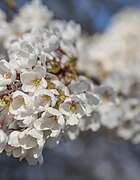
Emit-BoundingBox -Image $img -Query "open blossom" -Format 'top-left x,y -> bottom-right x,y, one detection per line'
9,91 -> 34,117
80,92 -> 100,116
8,115 -> 37,129
79,111 -> 101,132
93,85 -> 121,129
94,85 -> 117,103
42,28 -> 60,53
98,102 -> 122,129
60,95 -> 85,125
12,0 -> 53,34
9,40 -> 38,71
0,1 -> 54,50
116,98 -> 140,140
122,98 -> 140,121
49,20 -> 81,43
20,67 -> 47,92
117,118 -> 140,141
6,128 -> 45,165
34,107 -> 65,137
0,59 -> 16,91
64,125 -> 80,140
104,71 -> 133,95
34,89 -> 58,112
68,76 -> 94,94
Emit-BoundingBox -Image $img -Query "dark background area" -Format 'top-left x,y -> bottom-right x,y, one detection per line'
1,0 -> 140,33
0,0 -> 140,180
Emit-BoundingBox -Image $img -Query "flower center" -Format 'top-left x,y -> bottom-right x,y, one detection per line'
18,96 -> 25,106
130,104 -> 137,111
0,95 -> 12,107
70,101 -> 77,111
46,76 -> 55,89
101,91 -> 110,101
42,95 -> 51,102
58,89 -> 66,102
33,77 -> 41,87
48,61 -> 61,74
123,120 -> 132,129
4,72 -> 12,79
50,115 -> 58,122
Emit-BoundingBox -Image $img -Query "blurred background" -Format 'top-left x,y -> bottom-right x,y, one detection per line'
0,0 -> 140,180
1,0 -> 140,33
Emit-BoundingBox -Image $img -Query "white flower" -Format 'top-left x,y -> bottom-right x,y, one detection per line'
117,98 -> 140,140
117,119 -> 140,140
42,28 -> 60,53
5,144 -> 27,159
9,40 -> 38,70
68,77 -> 91,94
79,92 -> 100,116
0,129 -> 7,153
105,72 -> 133,95
94,85 -> 117,103
49,20 -> 81,43
20,67 -> 47,92
79,111 -> 101,132
9,115 -> 36,129
64,125 -> 80,140
8,128 -> 44,150
12,0 -> 53,34
0,59 -> 16,91
34,107 -> 65,137
18,128 -> 44,150
98,102 -> 122,129
122,98 -> 140,120
45,73 -> 70,96
9,91 -> 34,116
7,128 -> 45,165
34,89 -> 58,112
60,95 -> 85,125
8,131 -> 21,148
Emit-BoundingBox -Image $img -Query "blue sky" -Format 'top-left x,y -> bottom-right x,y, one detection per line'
1,0 -> 140,33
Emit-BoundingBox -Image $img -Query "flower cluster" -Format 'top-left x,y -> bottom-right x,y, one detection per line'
0,0 -> 53,48
0,23 -> 114,164
1,0 -> 139,165
77,7 -> 140,143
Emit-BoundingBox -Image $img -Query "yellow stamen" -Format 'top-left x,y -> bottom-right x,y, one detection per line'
18,96 -> 25,106
70,101 -> 77,111
42,95 -> 51,102
57,89 -> 66,102
33,77 -> 41,87
0,95 -> 12,107
49,61 -> 61,74
4,72 -> 12,79
46,76 -> 55,89
101,91 -> 110,101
